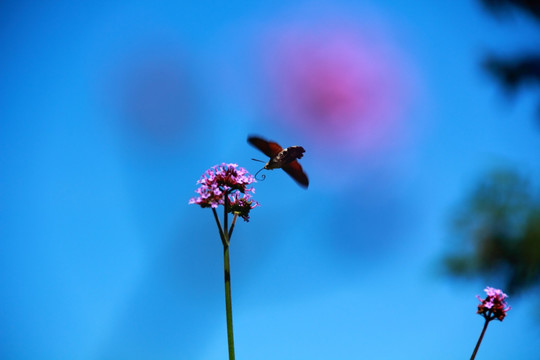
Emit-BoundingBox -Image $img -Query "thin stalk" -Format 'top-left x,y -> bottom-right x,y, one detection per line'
212,208 -> 226,244
213,190 -> 236,359
228,214 -> 239,239
470,319 -> 490,360
223,244 -> 235,360
224,192 -> 229,244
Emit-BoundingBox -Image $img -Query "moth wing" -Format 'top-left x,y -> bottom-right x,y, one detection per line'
248,136 -> 283,157
282,160 -> 309,188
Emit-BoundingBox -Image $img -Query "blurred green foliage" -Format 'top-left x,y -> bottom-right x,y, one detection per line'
443,1 -> 540,301
481,0 -> 540,20
445,169 -> 540,295
480,0 -> 540,118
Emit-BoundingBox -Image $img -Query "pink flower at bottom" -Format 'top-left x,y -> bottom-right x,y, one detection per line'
476,286 -> 511,321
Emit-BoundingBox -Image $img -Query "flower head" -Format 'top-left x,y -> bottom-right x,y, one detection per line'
189,163 -> 258,221
476,286 -> 511,321
228,192 -> 260,222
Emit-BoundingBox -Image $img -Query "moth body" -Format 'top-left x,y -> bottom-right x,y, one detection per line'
247,135 -> 309,188
265,146 -> 305,170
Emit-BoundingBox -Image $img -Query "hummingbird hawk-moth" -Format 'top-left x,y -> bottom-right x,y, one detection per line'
247,135 -> 309,188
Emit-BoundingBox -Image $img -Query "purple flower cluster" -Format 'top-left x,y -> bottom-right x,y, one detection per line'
189,163 -> 259,221
227,192 -> 258,222
476,286 -> 511,321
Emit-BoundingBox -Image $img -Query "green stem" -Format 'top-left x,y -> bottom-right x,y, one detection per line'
212,208 -> 226,244
224,244 -> 236,360
470,319 -> 490,360
224,192 -> 229,244
228,214 -> 238,239
213,191 -> 236,359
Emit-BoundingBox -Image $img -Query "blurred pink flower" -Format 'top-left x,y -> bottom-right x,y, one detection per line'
260,16 -> 415,154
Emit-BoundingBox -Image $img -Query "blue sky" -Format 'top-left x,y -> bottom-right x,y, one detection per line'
1,1 -> 540,359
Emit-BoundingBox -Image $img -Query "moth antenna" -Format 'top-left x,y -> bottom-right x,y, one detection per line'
254,167 -> 266,182
251,158 -> 266,163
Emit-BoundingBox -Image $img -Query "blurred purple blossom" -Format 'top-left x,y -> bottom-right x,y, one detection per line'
104,40 -> 196,144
